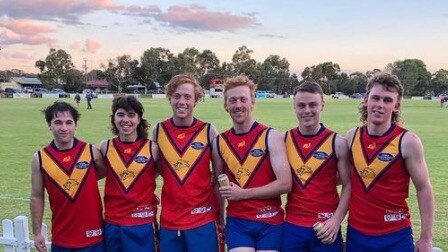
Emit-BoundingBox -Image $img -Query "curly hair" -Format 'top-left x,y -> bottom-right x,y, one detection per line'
165,74 -> 203,103
359,72 -> 403,124
223,75 -> 257,102
43,101 -> 80,125
110,96 -> 149,139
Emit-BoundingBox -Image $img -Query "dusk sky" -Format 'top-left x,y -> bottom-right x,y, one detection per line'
0,0 -> 447,75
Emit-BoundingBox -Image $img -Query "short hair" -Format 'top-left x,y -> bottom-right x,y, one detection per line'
223,75 -> 256,101
359,72 -> 403,124
43,101 -> 80,125
165,74 -> 203,103
110,95 -> 149,139
293,81 -> 324,101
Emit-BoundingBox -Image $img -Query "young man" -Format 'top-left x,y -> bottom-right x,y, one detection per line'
282,81 -> 351,252
153,74 -> 223,251
212,75 -> 292,252
99,96 -> 159,251
30,101 -> 105,252
345,72 -> 434,252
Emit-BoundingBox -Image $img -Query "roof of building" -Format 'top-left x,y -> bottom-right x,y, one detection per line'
87,79 -> 109,88
12,77 -> 42,85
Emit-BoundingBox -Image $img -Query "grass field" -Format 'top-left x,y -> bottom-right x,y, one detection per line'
0,97 -> 447,249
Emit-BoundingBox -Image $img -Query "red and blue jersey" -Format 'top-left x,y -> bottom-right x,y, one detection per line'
284,126 -> 339,227
39,139 -> 103,248
103,138 -> 158,226
217,122 -> 284,225
156,118 -> 217,230
349,124 -> 411,235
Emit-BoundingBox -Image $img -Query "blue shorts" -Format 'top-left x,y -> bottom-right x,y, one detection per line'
225,217 -> 282,251
159,221 -> 224,252
52,240 -> 105,252
281,222 -> 343,252
104,222 -> 158,252
346,225 -> 414,252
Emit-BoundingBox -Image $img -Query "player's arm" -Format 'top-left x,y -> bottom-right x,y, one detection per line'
93,144 -> 105,180
319,135 -> 352,244
402,131 -> 434,251
29,152 -> 47,252
211,135 -> 226,225
151,124 -> 162,175
222,129 -> 291,200
151,140 -> 161,177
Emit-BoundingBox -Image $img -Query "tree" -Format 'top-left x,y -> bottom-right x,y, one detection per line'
230,45 -> 258,78
139,47 -> 174,90
102,55 -> 139,92
430,69 -> 448,95
386,59 -> 431,96
257,55 -> 290,93
35,48 -> 75,89
301,62 -> 341,94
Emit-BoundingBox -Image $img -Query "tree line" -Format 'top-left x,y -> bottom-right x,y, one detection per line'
2,46 -> 447,96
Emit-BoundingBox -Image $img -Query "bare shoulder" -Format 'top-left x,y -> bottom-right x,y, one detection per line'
401,130 -> 424,158
345,127 -> 358,144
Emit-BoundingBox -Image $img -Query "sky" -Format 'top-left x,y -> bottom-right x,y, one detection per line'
0,0 -> 447,75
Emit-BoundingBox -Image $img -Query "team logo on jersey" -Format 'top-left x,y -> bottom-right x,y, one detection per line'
134,155 -> 149,164
296,165 -> 313,176
75,161 -> 89,169
236,167 -> 251,181
367,142 -> 376,150
177,133 -> 185,139
190,142 -> 205,150
312,151 -> 329,160
119,170 -> 136,181
238,140 -> 246,148
250,149 -> 264,157
63,179 -> 80,191
173,159 -> 190,172
62,156 -> 71,163
124,148 -> 132,154
302,143 -> 311,149
359,167 -> 376,179
377,153 -> 394,162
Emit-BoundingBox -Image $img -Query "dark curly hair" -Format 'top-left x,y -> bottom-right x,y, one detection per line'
43,101 -> 80,125
110,95 -> 149,139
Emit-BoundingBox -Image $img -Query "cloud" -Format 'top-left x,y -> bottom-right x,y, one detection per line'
69,41 -> 81,50
0,18 -> 56,46
152,5 -> 258,31
0,0 -> 122,24
259,34 -> 285,39
84,39 -> 101,53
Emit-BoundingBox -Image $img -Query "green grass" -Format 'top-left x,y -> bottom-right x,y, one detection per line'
0,97 -> 447,249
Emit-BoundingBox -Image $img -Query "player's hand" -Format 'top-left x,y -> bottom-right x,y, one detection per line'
316,217 -> 340,244
218,182 -> 246,200
414,237 -> 432,252
33,234 -> 47,252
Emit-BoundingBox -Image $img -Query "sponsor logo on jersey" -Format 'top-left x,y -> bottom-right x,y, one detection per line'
190,142 -> 205,150
256,206 -> 279,219
312,151 -> 329,160
238,140 -> 246,147
302,143 -> 311,149
75,161 -> 89,169
85,228 -> 102,238
367,142 -> 376,149
377,153 -> 394,162
177,133 -> 185,139
134,155 -> 149,164
250,149 -> 264,157
191,206 -> 212,215
62,156 -> 71,163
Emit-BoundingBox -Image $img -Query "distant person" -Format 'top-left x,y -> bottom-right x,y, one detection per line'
74,93 -> 81,107
282,81 -> 351,251
86,91 -> 93,109
30,101 -> 105,252
153,74 -> 223,251
345,72 -> 434,252
212,75 -> 292,252
99,96 -> 159,251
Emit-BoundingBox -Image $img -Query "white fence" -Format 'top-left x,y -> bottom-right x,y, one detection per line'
0,216 -> 50,252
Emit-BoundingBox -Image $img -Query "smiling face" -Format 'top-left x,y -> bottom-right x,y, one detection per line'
293,91 -> 324,134
169,83 -> 196,123
365,84 -> 400,127
224,85 -> 254,127
113,108 -> 140,140
49,111 -> 76,147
